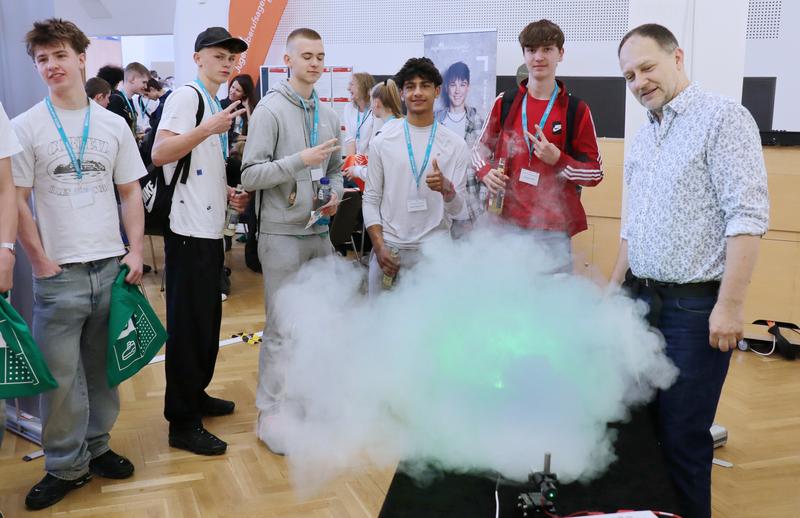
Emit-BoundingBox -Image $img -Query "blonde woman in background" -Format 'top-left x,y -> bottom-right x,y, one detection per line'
343,78 -> 404,186
343,72 -> 376,156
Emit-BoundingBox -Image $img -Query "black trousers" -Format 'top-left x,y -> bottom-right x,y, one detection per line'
163,229 -> 224,429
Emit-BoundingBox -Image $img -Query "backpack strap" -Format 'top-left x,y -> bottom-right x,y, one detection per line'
564,94 -> 582,160
499,86 -> 520,129
175,85 -> 205,185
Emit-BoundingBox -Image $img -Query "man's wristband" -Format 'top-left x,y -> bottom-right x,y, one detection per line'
0,242 -> 15,255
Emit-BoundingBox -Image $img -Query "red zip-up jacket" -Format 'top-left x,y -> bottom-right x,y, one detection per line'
472,79 -> 603,237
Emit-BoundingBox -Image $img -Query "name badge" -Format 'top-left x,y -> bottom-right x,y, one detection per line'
520,168 -> 540,186
310,168 -> 324,181
407,198 -> 428,212
70,187 -> 94,209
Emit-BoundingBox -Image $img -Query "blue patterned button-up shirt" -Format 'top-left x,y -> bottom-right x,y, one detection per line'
621,83 -> 769,283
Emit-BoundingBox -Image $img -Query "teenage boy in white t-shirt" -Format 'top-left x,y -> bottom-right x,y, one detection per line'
11,19 -> 146,510
363,57 -> 468,296
151,27 -> 249,457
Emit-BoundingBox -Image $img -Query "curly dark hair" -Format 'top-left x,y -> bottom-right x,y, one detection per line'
97,65 -> 124,90
393,57 -> 442,89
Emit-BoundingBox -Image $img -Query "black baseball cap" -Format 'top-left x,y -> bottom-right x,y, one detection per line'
194,27 -> 248,53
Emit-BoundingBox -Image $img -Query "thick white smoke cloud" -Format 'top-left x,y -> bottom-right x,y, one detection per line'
266,226 -> 677,493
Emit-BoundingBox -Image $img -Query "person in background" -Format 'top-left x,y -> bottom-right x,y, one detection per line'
96,64 -> 124,92
221,74 -> 258,149
107,62 -> 150,140
85,77 -> 112,108
342,78 -> 404,187
343,72 -> 376,159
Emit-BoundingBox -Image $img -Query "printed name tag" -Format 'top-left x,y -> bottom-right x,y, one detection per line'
520,168 -> 540,186
407,199 -> 428,212
310,168 -> 324,181
70,187 -> 94,209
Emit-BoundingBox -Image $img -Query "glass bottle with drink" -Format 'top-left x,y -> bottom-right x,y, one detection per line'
487,157 -> 506,215
223,184 -> 244,237
382,248 -> 400,289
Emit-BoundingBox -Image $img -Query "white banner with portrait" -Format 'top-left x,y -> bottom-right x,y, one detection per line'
423,30 -> 497,152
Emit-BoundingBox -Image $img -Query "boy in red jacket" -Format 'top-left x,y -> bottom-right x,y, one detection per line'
473,19 -> 602,270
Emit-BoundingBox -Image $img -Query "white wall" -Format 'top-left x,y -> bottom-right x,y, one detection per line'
263,0 -> 628,77
172,0 -> 229,87
745,0 -> 798,132
54,0 -> 175,36
160,0 -> 796,130
121,35 -> 175,74
256,0 -> 797,131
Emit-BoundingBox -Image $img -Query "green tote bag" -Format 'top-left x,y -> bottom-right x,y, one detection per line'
0,294 -> 58,398
107,266 -> 167,387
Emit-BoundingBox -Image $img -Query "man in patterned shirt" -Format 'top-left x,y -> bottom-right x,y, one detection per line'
611,24 -> 769,518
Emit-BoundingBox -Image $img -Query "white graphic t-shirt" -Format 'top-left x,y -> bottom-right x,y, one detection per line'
12,99 -> 146,265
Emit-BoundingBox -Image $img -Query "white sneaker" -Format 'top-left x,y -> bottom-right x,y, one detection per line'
257,411 -> 287,456
221,293 -> 228,302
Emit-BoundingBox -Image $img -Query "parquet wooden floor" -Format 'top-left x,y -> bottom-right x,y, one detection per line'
0,239 -> 797,517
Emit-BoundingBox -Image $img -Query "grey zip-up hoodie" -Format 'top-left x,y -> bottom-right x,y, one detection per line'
241,80 -> 343,235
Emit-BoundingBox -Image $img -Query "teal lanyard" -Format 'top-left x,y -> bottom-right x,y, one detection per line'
521,84 -> 559,161
194,79 -> 228,161
356,109 -> 371,142
403,119 -> 438,188
138,96 -> 147,117
121,92 -> 136,120
296,91 -> 320,147
45,96 -> 90,180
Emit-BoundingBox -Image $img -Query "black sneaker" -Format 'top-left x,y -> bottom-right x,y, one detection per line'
201,396 -> 235,417
169,426 -> 227,456
89,450 -> 135,479
25,472 -> 92,510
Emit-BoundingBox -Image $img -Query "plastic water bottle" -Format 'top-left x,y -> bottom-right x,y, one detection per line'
381,248 -> 400,289
223,184 -> 243,237
487,158 -> 506,215
316,177 -> 332,226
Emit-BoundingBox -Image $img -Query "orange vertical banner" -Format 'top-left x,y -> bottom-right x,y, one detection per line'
228,0 -> 288,83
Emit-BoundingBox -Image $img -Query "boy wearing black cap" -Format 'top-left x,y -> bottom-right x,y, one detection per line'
151,27 -> 249,455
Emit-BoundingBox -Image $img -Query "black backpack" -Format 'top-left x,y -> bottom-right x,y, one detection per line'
140,86 -> 204,235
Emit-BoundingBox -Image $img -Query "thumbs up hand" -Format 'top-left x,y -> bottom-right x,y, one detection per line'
425,158 -> 454,201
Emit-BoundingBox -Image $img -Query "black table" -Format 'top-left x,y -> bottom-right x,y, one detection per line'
379,406 -> 681,517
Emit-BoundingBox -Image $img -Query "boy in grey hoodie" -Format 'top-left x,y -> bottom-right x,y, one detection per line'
241,28 -> 343,455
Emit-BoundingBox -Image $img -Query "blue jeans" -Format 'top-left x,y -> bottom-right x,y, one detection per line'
32,257 -> 121,480
642,293 -> 732,518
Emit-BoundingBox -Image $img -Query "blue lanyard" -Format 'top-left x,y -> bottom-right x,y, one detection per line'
194,79 -> 228,161
45,96 -> 90,181
121,92 -> 136,119
521,84 -> 559,160
296,91 -> 320,147
138,96 -> 147,116
356,109 -> 371,142
403,119 -> 438,188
